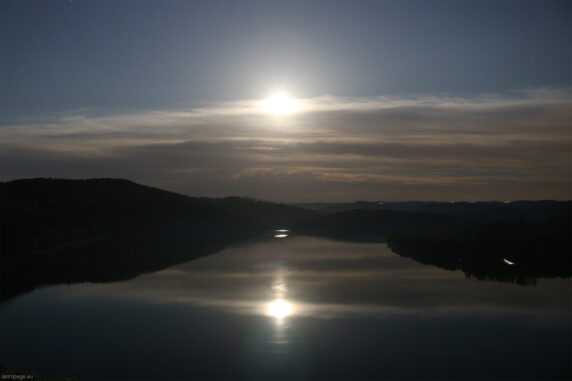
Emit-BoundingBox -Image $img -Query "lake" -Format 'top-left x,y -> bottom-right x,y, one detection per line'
1,234 -> 570,379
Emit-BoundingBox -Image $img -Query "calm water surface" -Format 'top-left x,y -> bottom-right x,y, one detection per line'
1,235 -> 570,379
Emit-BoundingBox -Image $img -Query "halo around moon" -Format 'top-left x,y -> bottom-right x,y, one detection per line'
260,91 -> 300,115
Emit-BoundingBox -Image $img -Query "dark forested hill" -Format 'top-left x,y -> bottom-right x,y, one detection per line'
387,216 -> 571,284
1,178 -> 231,257
207,196 -> 317,228
0,178 -> 317,258
0,178 -> 314,299
1,178 -> 570,298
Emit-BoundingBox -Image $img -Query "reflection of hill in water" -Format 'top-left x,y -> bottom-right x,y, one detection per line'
387,217 -> 571,285
1,178 -> 570,300
2,227 -> 256,301
1,179 -> 320,300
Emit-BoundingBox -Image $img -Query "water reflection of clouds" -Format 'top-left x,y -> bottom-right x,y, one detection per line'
5,237 -> 568,381
61,236 -> 569,322
270,268 -> 287,299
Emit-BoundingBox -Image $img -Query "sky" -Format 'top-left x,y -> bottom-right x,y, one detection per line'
1,0 -> 570,202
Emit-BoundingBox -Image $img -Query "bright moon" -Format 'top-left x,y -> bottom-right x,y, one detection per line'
260,91 -> 300,115
268,299 -> 292,319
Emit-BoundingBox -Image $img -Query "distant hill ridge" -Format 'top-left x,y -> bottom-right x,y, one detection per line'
1,178 -> 316,256
2,177 -> 224,220
297,199 -> 571,222
2,178 -> 570,256
0,178 -> 318,299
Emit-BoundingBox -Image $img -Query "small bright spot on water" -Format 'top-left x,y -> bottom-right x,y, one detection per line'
503,258 -> 515,265
275,229 -> 289,232
274,234 -> 288,238
268,299 -> 292,319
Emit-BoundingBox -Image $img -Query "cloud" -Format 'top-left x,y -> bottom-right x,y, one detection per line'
1,88 -> 570,201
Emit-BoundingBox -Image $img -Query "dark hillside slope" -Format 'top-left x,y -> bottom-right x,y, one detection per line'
0,178 -> 318,262
3,178 -> 569,298
1,178 -> 233,257
208,196 -> 317,228
0,178 -> 319,300
0,179 -> 232,299
387,216 -> 571,284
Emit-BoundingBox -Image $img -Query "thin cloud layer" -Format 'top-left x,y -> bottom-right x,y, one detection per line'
1,88 -> 570,201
